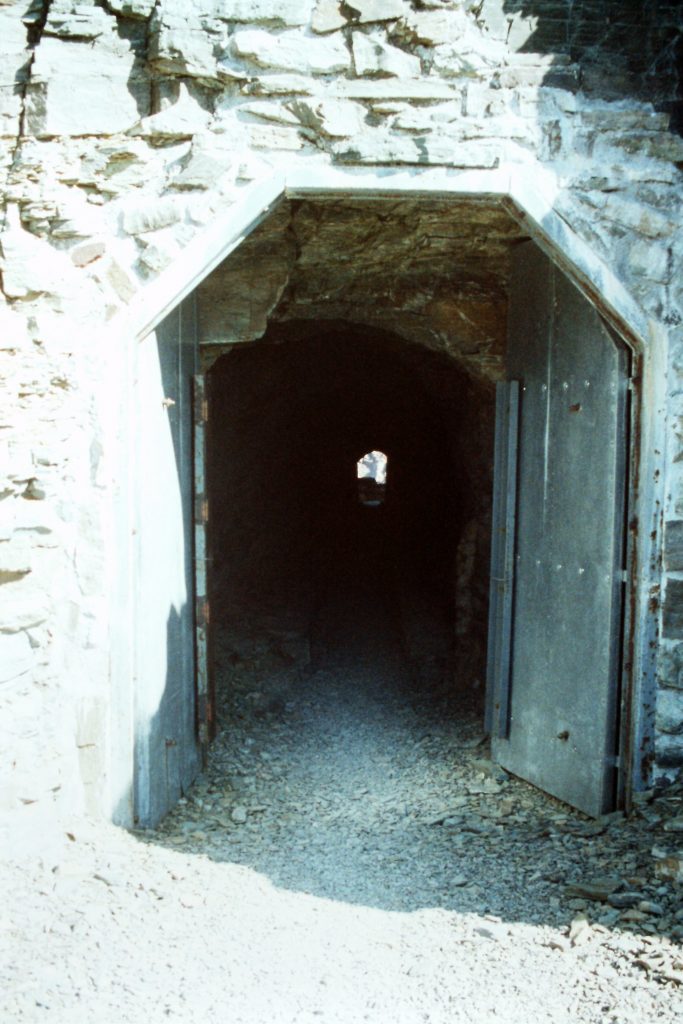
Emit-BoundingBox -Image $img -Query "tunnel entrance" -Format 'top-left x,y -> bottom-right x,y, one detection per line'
205,323 -> 493,734
128,189 -> 640,828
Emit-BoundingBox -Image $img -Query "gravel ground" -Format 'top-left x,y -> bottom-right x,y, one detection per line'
2,575 -> 683,1023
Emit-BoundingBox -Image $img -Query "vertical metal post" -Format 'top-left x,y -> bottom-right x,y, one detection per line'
193,374 -> 213,758
485,380 -> 519,739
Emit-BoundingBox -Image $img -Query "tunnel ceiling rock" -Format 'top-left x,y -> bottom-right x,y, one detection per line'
197,196 -> 526,380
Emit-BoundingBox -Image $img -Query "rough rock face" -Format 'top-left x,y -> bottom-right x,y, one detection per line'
0,0 -> 682,826
196,197 -> 523,379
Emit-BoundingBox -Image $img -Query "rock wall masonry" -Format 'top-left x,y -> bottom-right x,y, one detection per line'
1,0 -> 683,822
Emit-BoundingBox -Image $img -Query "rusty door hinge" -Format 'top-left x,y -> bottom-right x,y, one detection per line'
196,598 -> 210,626
195,497 -> 209,523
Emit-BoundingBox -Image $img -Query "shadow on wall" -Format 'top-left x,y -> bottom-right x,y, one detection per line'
133,606 -> 200,827
500,0 -> 683,130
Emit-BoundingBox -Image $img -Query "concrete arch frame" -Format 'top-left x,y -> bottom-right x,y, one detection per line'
109,164 -> 666,825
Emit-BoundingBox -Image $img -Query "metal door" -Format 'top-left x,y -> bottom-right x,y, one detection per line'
489,241 -> 629,817
133,295 -> 201,826
193,373 -> 215,756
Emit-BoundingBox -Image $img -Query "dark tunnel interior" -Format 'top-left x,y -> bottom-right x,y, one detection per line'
206,321 -> 495,709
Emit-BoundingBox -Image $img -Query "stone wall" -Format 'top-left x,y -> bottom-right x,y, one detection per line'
480,1 -> 683,125
1,0 -> 683,827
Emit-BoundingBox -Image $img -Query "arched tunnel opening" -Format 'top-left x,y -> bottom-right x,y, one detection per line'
139,196 -> 633,836
206,320 -> 494,729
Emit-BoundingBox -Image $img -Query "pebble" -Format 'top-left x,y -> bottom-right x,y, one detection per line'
564,878 -> 620,902
129,606 -> 683,1022
638,900 -> 664,916
608,891 -> 642,909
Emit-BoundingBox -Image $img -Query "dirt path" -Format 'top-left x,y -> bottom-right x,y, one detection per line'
2,572 -> 683,1022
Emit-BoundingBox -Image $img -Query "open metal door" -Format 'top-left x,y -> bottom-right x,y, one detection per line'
134,297 -> 201,826
193,373 -> 215,758
488,241 -> 629,817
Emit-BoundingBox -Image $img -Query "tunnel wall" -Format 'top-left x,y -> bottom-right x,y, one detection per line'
0,1 -> 681,830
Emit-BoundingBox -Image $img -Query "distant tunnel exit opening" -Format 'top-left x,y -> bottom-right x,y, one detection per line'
357,450 -> 388,507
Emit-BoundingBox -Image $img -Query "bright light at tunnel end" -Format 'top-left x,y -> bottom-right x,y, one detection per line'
357,450 -> 388,485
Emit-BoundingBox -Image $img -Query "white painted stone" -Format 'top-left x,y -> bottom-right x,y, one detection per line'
0,5 -> 30,139
332,79 -> 460,99
656,733 -> 683,773
506,11 -> 540,51
0,631 -> 33,684
602,195 -> 674,240
0,576 -> 50,633
108,0 -> 157,16
311,0 -> 346,35
332,131 -> 499,167
139,236 -> 179,274
150,8 -> 221,81
239,101 -> 301,126
346,0 -> 407,23
70,241 -> 107,268
0,535 -> 31,577
172,145 -> 237,191
236,152 -> 280,182
0,494 -> 60,543
289,98 -> 367,137
96,255 -> 139,302
248,124 -> 304,150
400,10 -> 455,45
352,31 -> 421,78
121,198 -> 184,235
0,82 -> 23,141
231,29 -> 350,74
392,102 -> 461,132
0,207 -> 81,299
0,305 -> 31,350
51,206 -> 108,240
219,0 -> 311,25
657,688 -> 683,735
45,1 -> 113,40
626,239 -> 671,284
26,38 -> 147,137
241,74 -> 315,96
129,84 -> 211,140
430,42 -> 498,77
464,81 -> 509,117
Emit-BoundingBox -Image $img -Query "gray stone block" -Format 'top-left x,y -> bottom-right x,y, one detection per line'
662,579 -> 683,638
658,642 -> 683,691
664,520 -> 683,572
656,732 -> 683,769
656,687 -> 683,735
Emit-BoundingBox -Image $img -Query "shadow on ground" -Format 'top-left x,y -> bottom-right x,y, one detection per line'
137,557 -> 683,949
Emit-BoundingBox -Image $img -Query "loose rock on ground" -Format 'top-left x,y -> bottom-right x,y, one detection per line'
2,578 -> 682,1022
